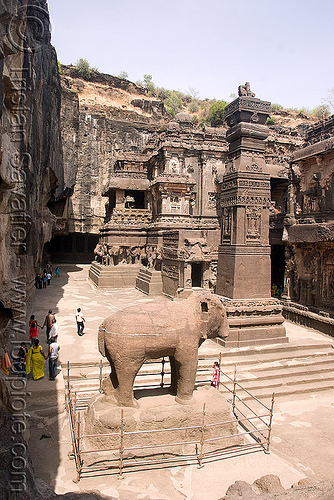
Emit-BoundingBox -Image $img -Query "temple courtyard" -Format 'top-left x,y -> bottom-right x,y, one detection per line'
24,264 -> 334,500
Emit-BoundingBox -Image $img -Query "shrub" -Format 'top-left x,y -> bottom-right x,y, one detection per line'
271,103 -> 283,112
118,71 -> 128,79
267,117 -> 275,125
57,61 -> 62,75
192,115 -> 199,125
208,100 -> 227,126
76,58 -> 92,80
156,87 -> 170,100
298,107 -> 310,119
164,92 -> 183,116
143,74 -> 156,95
189,101 -> 199,113
312,104 -> 331,120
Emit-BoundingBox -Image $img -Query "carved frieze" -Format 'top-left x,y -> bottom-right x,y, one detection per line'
161,263 -> 179,280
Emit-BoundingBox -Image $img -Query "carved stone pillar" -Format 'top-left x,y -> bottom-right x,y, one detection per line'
216,86 -> 287,347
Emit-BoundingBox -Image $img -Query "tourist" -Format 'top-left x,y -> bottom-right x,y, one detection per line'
42,310 -> 55,343
48,336 -> 60,381
49,317 -> 58,341
29,314 -> 41,344
46,271 -> 52,285
34,273 -> 40,288
26,338 -> 47,380
14,342 -> 28,378
43,273 -> 47,288
75,308 -> 85,336
211,361 -> 220,389
55,266 -> 60,277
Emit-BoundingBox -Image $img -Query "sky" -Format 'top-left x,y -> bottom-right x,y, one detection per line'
47,0 -> 334,110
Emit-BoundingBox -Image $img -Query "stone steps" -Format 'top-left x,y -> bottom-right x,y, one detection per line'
62,341 -> 334,402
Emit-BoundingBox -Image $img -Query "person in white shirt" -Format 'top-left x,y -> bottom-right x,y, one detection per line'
75,308 -> 85,336
48,337 -> 60,380
49,318 -> 58,341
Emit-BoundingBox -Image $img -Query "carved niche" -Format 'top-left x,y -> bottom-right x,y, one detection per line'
222,208 -> 232,244
245,206 -> 261,241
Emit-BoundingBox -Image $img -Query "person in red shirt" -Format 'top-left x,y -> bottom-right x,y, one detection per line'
29,315 -> 41,344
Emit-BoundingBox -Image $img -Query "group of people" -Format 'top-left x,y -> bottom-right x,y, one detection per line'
14,337 -> 60,381
15,306 -> 86,381
29,310 -> 58,344
34,264 -> 59,290
16,309 -> 61,381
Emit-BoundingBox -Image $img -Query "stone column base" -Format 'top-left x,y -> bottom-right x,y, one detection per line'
215,297 -> 288,348
89,261 -> 141,288
136,266 -> 163,295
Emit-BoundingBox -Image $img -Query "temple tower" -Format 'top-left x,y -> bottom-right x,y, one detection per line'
216,83 -> 287,347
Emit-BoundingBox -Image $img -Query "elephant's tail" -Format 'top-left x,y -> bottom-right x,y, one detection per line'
98,326 -> 106,357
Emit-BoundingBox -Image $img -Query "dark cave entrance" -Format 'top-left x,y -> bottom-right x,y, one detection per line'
271,244 -> 285,295
191,262 -> 202,288
45,233 -> 99,263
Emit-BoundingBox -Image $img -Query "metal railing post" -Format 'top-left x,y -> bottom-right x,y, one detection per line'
198,403 -> 206,468
160,357 -> 165,388
119,409 -> 124,479
232,364 -> 237,416
99,359 -> 103,393
76,411 -> 82,482
67,361 -> 70,400
265,393 -> 275,454
218,352 -> 222,390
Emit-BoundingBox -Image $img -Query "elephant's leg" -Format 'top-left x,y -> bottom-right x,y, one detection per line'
174,350 -> 198,405
169,355 -> 180,396
114,358 -> 143,407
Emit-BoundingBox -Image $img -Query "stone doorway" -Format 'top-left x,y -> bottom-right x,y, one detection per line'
271,244 -> 285,295
191,262 -> 202,287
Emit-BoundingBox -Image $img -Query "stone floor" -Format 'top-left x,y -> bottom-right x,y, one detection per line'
25,264 -> 334,500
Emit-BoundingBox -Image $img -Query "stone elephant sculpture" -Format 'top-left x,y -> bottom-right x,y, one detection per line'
98,291 -> 229,407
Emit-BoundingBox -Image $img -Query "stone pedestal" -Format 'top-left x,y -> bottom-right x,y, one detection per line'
83,385 -> 242,464
135,266 -> 163,295
215,297 -> 288,348
89,261 -> 141,288
216,88 -> 287,346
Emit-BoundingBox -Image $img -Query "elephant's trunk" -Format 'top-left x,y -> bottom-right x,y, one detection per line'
98,326 -> 106,357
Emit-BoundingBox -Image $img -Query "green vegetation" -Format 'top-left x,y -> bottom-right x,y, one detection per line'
189,101 -> 199,113
76,58 -> 96,80
271,103 -> 283,112
57,61 -> 62,75
192,115 -> 199,125
267,117 -> 275,125
207,100 -> 227,126
164,91 -> 183,116
118,71 -> 128,79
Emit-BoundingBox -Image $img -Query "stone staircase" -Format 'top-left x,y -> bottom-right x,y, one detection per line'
201,342 -> 334,401
62,341 -> 334,405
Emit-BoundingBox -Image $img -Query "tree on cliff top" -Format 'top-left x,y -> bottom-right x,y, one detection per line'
208,100 -> 227,126
76,58 -> 93,80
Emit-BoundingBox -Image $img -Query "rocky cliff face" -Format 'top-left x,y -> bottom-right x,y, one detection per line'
0,1 -> 63,339
59,66 -> 167,234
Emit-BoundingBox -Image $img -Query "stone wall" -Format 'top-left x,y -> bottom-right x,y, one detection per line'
0,1 -> 63,334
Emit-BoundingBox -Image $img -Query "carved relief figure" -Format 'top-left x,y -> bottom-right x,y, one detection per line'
98,292 -> 229,407
238,82 -> 255,97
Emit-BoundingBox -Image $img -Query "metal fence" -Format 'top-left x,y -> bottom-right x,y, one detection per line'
64,356 -> 274,482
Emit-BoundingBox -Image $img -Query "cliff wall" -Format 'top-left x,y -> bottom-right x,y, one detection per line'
0,1 -> 63,334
